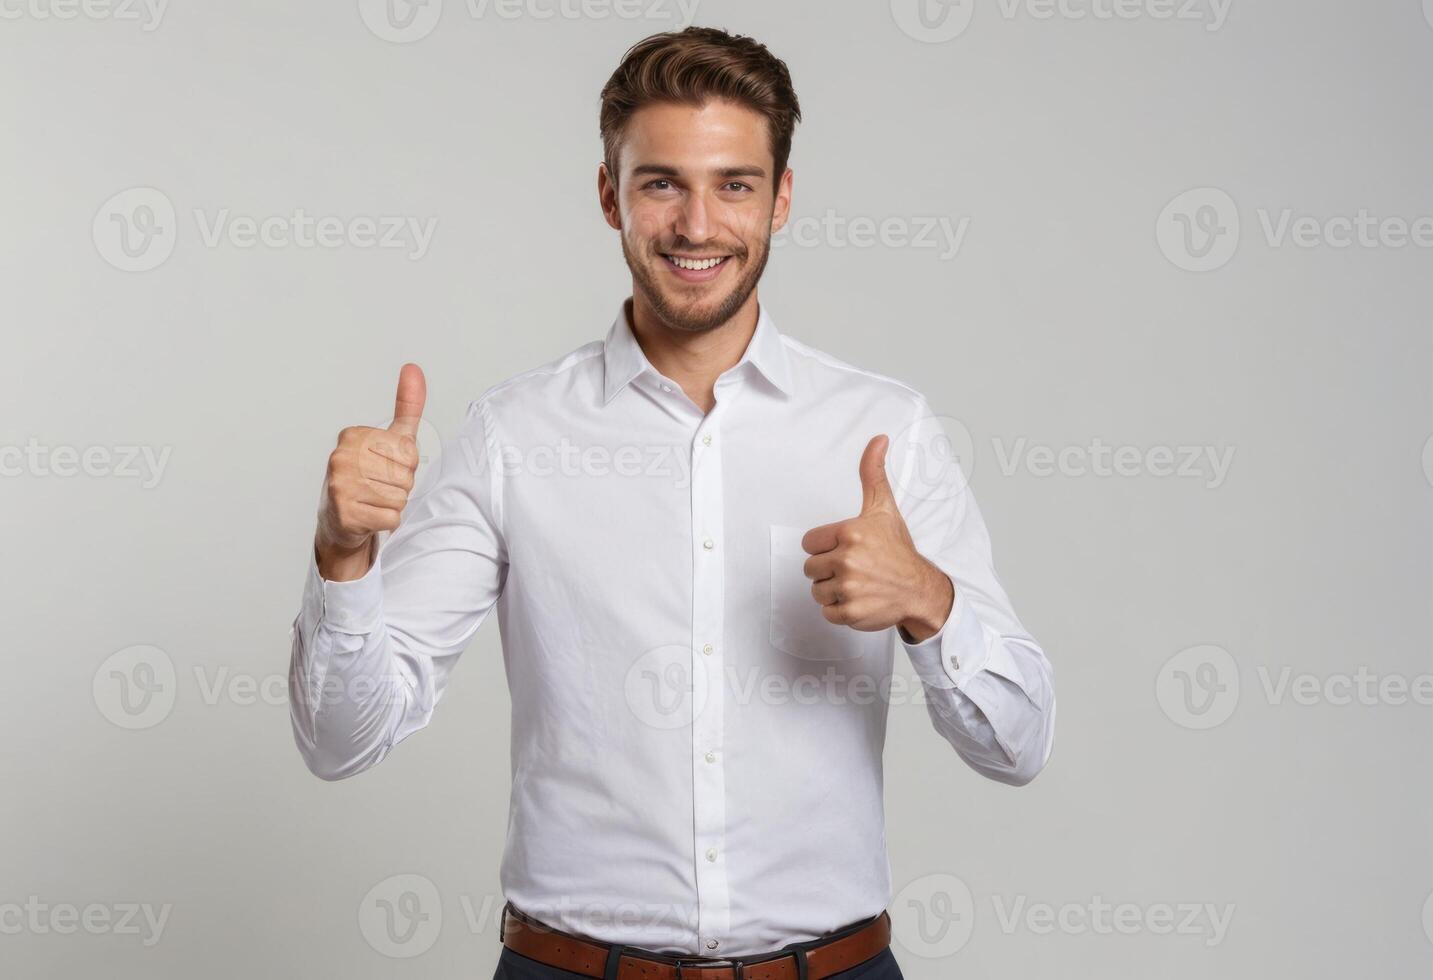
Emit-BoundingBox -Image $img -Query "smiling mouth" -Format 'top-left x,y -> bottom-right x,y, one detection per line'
663,253 -> 732,271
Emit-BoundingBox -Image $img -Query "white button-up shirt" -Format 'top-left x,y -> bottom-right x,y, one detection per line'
288,299 -> 1055,957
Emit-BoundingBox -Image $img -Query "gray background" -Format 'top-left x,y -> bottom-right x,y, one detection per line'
3,0 -> 1431,977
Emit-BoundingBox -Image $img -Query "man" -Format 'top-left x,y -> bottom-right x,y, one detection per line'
289,26 -> 1054,980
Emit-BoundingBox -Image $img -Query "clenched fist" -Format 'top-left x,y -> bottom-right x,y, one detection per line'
314,363 -> 426,581
801,434 -> 955,643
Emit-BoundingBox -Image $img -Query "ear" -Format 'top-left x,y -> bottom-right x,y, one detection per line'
597,162 -> 622,231
770,166 -> 794,235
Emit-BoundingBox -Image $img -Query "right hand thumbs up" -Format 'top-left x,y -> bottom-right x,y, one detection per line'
315,363 -> 427,580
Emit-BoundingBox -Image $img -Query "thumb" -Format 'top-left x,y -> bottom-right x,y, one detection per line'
388,362 -> 427,439
858,434 -> 894,514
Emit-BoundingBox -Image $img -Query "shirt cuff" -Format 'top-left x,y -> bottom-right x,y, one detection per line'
901,587 -> 990,691
305,546 -> 385,635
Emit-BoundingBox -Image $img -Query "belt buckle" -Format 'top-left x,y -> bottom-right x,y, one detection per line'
673,956 -> 743,979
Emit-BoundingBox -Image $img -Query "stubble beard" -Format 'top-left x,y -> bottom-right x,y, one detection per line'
622,228 -> 772,335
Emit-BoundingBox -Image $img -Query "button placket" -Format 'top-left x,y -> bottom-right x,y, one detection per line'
689,404 -> 729,952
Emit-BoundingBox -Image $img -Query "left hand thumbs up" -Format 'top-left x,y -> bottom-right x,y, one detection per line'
800,434 -> 954,638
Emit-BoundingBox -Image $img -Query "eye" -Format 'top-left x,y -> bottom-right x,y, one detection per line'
644,179 -> 675,191
723,182 -> 753,193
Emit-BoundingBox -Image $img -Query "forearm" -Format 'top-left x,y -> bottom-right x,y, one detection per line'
315,534 -> 377,583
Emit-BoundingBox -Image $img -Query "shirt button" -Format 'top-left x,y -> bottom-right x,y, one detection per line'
701,433 -> 712,446
707,940 -> 719,950
702,644 -> 713,656
705,848 -> 718,862
705,751 -> 716,763
949,656 -> 959,670
661,383 -> 673,393
702,538 -> 714,550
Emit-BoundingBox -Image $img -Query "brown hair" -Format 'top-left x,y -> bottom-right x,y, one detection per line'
599,26 -> 802,186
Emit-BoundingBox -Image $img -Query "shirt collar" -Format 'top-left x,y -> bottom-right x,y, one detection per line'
601,298 -> 794,404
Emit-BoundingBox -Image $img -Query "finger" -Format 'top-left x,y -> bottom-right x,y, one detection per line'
801,521 -> 844,555
821,601 -> 884,630
359,444 -> 417,488
343,501 -> 403,534
361,463 -> 415,493
364,434 -> 419,468
388,362 -> 427,439
858,434 -> 894,514
354,478 -> 410,509
802,552 -> 839,582
811,577 -> 843,606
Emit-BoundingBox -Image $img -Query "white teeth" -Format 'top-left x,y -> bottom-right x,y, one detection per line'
667,255 -> 727,271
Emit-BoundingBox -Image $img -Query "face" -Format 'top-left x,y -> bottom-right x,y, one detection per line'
599,98 -> 793,334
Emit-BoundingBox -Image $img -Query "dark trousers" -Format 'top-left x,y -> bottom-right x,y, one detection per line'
494,945 -> 905,979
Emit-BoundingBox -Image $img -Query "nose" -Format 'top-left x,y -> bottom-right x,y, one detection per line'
673,191 -> 712,244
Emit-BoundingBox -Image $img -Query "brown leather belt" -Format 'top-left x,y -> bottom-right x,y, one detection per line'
499,901 -> 892,980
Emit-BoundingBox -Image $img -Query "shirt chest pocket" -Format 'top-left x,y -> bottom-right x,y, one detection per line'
768,524 -> 876,661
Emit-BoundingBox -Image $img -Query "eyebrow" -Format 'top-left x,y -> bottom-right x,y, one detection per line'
629,164 -> 769,180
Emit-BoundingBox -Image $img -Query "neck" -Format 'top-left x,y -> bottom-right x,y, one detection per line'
626,290 -> 760,413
